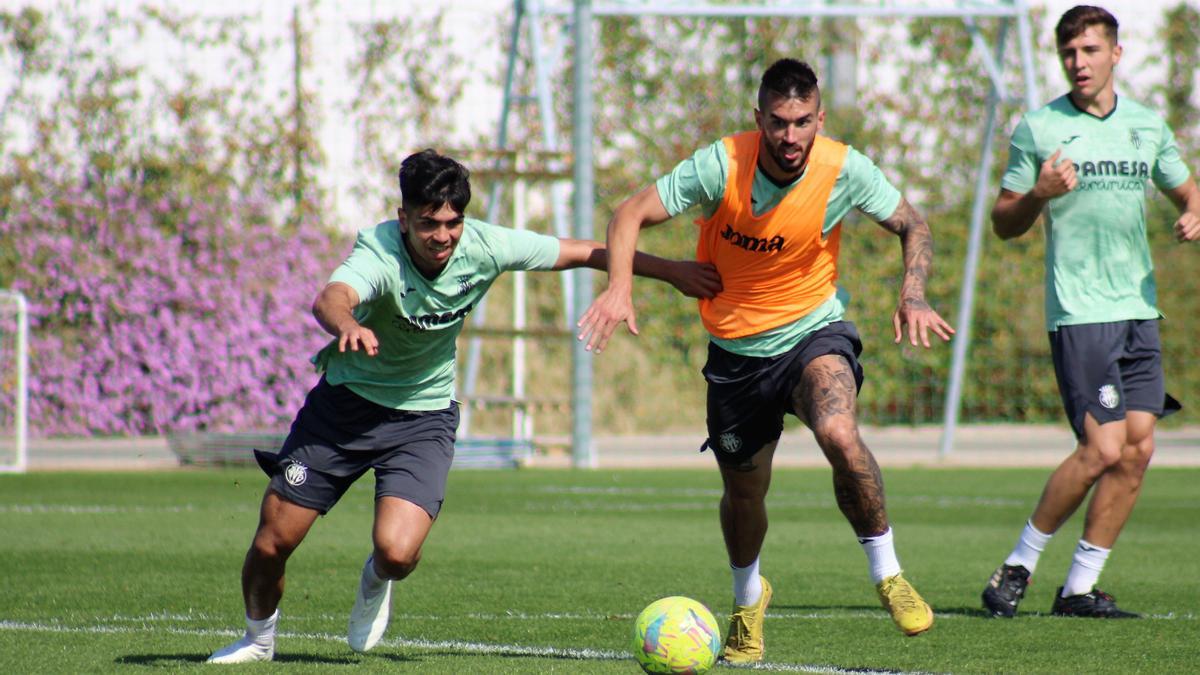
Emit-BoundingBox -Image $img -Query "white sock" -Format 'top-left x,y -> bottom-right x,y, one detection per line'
361,555 -> 389,595
1062,539 -> 1110,597
858,528 -> 901,584
731,558 -> 762,606
245,609 -> 279,647
1004,520 -> 1052,573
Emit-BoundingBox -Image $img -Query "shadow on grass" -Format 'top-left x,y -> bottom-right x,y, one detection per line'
376,650 -> 622,664
932,605 -> 1001,618
115,653 -> 370,666
774,601 -> 997,619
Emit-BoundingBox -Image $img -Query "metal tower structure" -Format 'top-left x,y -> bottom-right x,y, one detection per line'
466,0 -> 1043,466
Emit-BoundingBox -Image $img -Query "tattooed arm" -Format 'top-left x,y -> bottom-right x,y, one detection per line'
875,198 -> 955,348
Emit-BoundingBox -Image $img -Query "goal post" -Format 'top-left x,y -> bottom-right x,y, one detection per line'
0,290 -> 29,473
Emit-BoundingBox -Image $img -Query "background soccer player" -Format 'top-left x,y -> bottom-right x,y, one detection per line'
207,149 -> 720,663
981,5 -> 1200,619
577,58 -> 953,663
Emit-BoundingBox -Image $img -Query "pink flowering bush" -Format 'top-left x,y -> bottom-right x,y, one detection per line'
0,181 -> 349,437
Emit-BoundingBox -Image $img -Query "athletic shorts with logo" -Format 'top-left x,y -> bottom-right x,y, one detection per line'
1050,319 -> 1180,441
701,321 -> 864,465
254,377 -> 458,517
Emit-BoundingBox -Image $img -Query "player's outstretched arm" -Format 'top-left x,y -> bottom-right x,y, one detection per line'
1163,177 -> 1200,243
576,185 -> 674,354
992,150 -> 1077,240
312,282 -> 379,356
554,240 -> 722,300
875,198 -> 955,348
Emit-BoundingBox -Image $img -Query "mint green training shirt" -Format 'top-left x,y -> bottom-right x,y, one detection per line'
655,138 -> 902,357
312,218 -> 561,410
1000,95 -> 1190,331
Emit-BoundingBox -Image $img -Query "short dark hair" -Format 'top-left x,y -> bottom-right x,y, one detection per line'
1055,5 -> 1118,45
398,149 -> 471,214
758,58 -> 820,110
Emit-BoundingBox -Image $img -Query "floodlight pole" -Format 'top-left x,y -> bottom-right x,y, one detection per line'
461,1 -> 525,437
462,0 -> 577,437
939,20 -> 1010,459
571,0 -> 596,468
1015,0 -> 1041,110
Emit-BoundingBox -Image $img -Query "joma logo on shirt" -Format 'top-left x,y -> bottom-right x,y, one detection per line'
720,224 -> 785,253
393,303 -> 474,332
1070,159 -> 1150,178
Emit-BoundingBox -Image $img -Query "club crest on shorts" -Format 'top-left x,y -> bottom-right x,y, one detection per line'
284,461 -> 309,486
719,432 -> 742,453
1098,384 -> 1120,410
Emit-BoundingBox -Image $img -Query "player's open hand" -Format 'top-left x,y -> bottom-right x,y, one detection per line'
337,324 -> 379,356
892,298 -> 955,348
1032,149 -> 1077,199
668,261 -> 723,299
576,287 -> 637,354
1174,211 -> 1200,242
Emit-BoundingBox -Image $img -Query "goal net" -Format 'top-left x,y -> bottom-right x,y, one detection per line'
0,290 -> 29,473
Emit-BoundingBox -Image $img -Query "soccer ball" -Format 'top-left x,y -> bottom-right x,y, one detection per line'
631,596 -> 721,674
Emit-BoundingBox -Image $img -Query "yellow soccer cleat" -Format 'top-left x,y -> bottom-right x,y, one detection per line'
877,573 -> 934,636
721,576 -> 773,663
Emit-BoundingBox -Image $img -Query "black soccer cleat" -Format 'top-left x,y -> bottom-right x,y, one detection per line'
981,564 -> 1031,618
1050,587 -> 1139,618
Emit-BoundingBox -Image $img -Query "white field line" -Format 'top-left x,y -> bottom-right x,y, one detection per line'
536,486 -> 1029,509
26,607 -> 1200,626
0,503 -> 257,515
0,504 -> 200,514
0,620 -> 925,674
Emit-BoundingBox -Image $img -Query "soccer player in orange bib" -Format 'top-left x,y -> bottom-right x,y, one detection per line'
578,58 -> 954,662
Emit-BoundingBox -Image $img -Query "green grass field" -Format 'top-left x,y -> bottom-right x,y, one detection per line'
1,466 -> 1196,673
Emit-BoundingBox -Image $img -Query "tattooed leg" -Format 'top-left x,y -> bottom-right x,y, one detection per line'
718,441 -> 777,567
794,354 -> 889,536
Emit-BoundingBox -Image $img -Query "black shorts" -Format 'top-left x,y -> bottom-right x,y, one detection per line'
1049,319 -> 1181,441
701,321 -> 864,465
254,377 -> 459,517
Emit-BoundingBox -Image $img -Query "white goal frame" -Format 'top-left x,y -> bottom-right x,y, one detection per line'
0,290 -> 29,473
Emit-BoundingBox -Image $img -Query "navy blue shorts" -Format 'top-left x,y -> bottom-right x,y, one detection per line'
1049,319 -> 1180,441
254,377 -> 458,517
701,321 -> 864,465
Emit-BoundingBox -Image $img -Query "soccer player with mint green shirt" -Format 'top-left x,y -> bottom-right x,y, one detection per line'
209,150 -> 720,664
982,5 -> 1200,622
654,137 -> 903,356
312,215 -> 562,411
578,58 -> 954,659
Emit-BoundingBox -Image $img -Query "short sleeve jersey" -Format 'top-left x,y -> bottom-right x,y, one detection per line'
1000,95 -> 1190,330
655,139 -> 901,356
313,218 -> 560,410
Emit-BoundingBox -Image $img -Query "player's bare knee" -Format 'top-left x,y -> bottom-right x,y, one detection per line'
721,469 -> 770,503
249,533 -> 295,564
375,547 -> 422,579
1121,437 -> 1154,472
812,420 -> 862,464
1077,438 -> 1123,475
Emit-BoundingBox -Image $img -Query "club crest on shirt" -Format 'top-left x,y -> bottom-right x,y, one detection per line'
284,461 -> 309,486
1098,384 -> 1120,410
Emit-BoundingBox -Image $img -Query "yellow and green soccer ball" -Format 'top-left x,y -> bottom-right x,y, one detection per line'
631,596 -> 721,674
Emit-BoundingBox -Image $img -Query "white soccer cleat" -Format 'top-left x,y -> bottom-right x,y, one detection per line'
347,556 -> 393,652
207,635 -> 274,663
